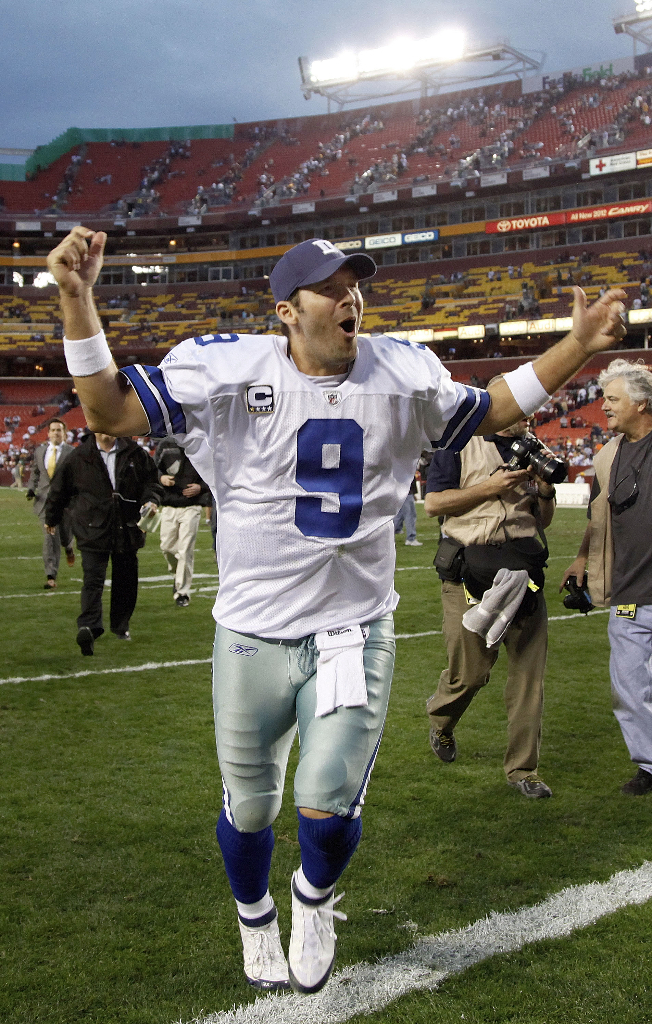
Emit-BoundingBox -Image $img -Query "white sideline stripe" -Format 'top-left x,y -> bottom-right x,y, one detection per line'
0,612 -> 612,686
0,658 -> 211,686
395,629 -> 442,639
179,862 -> 652,1024
0,581 -> 218,600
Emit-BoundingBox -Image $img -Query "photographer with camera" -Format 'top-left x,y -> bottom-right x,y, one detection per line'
424,412 -> 563,798
561,359 -> 652,796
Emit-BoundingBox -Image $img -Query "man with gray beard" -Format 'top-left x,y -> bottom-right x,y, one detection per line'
424,414 -> 557,798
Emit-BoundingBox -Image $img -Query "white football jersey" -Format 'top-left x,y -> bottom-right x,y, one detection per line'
121,332 -> 489,638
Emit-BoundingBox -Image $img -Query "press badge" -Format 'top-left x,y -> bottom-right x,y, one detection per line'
616,604 -> 637,619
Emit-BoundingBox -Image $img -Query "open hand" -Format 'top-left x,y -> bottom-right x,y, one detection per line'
571,286 -> 627,355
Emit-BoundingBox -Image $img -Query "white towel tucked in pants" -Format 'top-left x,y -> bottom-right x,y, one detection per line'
314,625 -> 369,717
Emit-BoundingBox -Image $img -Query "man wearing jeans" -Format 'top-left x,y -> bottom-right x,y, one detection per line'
393,477 -> 422,546
563,358 -> 652,796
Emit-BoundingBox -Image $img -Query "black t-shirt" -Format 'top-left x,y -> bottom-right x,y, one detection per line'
604,431 -> 652,606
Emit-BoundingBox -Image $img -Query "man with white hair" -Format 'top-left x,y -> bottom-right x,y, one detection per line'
563,358 -> 652,796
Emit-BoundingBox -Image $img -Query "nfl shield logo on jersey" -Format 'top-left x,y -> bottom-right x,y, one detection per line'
324,391 -> 341,406
247,384 -> 274,414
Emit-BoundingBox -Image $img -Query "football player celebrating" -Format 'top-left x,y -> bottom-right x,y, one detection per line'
47,227 -> 625,994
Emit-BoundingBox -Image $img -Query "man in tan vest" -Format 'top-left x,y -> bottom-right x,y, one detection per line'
425,415 -> 557,798
562,358 -> 652,796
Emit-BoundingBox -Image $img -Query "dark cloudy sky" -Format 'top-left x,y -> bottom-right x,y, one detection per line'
1,0 -> 640,153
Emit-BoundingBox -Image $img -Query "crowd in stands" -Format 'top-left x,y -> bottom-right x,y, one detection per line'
253,114 -> 387,207
8,64 -> 652,219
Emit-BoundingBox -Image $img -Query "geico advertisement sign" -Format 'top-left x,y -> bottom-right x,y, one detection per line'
365,233 -> 403,250
403,230 -> 439,244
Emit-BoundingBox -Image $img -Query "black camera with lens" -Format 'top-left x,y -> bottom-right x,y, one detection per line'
563,572 -> 594,614
506,433 -> 568,485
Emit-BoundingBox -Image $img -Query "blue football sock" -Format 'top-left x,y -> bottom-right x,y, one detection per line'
216,809 -> 274,904
296,811 -> 362,890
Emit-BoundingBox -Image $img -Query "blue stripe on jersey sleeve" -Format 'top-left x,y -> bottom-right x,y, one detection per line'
435,385 -> 490,452
119,364 -> 186,436
194,333 -> 239,345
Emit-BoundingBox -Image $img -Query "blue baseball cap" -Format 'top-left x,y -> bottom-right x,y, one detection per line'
269,238 -> 377,302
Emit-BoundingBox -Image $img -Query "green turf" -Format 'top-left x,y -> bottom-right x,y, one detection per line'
1,489 -> 650,1024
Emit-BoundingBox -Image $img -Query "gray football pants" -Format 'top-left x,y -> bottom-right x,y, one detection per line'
608,605 -> 652,774
212,615 -> 396,833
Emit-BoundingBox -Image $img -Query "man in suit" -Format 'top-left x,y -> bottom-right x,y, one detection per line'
44,432 -> 161,655
26,418 -> 75,589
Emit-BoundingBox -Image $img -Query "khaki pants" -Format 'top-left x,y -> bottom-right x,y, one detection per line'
160,505 -> 202,599
427,580 -> 547,781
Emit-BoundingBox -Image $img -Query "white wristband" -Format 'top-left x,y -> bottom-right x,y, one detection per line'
502,362 -> 550,416
63,330 -> 113,377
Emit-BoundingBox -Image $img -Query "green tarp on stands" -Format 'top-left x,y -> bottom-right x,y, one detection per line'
0,164 -> 27,181
23,123 -> 235,176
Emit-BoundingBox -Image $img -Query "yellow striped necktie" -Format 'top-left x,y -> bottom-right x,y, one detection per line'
46,446 -> 57,478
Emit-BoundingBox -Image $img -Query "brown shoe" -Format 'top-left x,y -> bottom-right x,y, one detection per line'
65,546 -> 75,567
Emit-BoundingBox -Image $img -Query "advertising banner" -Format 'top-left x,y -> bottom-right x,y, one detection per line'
412,183 -> 437,198
589,152 -> 637,176
402,230 -> 439,245
373,190 -> 398,204
365,232 -> 402,250
458,324 -> 485,339
566,199 -> 652,223
522,166 -> 551,181
485,212 -> 565,234
480,171 -> 508,188
334,238 -> 364,251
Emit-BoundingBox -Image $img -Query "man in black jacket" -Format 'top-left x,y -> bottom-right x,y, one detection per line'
154,436 -> 210,607
45,432 -> 162,655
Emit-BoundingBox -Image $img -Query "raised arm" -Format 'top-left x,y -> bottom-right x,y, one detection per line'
47,228 -> 149,436
476,287 -> 627,435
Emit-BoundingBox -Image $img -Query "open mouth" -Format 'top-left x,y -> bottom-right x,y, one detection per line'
339,317 -> 357,336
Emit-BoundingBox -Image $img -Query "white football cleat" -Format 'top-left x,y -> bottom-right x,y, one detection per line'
288,871 -> 347,994
238,907 -> 290,991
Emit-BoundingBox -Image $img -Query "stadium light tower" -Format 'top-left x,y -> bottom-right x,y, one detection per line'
613,1 -> 652,54
298,31 -> 543,111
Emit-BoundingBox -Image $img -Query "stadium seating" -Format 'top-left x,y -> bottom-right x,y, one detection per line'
4,71 -> 652,216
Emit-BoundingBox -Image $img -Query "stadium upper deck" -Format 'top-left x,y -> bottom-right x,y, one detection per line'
2,64 -> 652,220
2,57 -> 652,381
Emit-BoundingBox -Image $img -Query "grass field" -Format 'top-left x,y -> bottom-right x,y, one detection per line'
1,487 -> 650,1024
